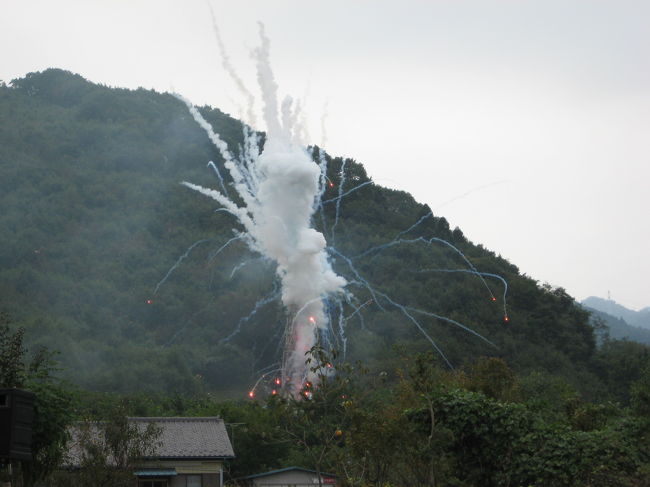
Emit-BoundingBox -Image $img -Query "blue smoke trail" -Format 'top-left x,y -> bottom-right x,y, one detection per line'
343,298 -> 372,330
220,285 -> 281,343
229,256 -> 266,279
322,180 -> 374,205
154,239 -> 213,294
329,247 -> 497,368
417,268 -> 509,319
433,180 -> 508,212
208,235 -> 245,263
353,236 -> 496,300
394,212 -> 433,240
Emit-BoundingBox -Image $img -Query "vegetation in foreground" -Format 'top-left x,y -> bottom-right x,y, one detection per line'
3,317 -> 649,486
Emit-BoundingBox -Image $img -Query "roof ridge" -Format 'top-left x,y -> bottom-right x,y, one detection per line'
127,416 -> 223,421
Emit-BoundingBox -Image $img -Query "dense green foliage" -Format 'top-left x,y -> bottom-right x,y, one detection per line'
63,352 -> 650,486
0,68 -> 647,405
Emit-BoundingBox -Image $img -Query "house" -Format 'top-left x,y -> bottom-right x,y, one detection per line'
236,467 -> 336,487
64,417 -> 235,487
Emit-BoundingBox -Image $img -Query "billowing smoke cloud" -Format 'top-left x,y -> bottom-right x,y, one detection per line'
176,24 -> 346,392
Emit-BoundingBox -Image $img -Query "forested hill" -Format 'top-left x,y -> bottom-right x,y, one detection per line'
0,69 -> 645,401
583,296 -> 650,330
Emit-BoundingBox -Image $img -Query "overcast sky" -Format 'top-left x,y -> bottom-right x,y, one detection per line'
2,0 -> 649,310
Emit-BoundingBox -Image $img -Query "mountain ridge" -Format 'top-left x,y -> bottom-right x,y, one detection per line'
582,296 -> 650,330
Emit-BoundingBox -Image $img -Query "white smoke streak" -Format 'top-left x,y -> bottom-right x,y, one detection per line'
205,0 -> 256,126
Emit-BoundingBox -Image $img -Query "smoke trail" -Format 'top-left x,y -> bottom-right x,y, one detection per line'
220,286 -> 281,343
207,160 -> 230,196
330,158 -> 348,241
353,236 -> 496,300
322,180 -> 374,205
154,239 -> 212,294
205,0 -> 256,126
433,180 -> 508,212
418,268 -> 509,319
330,247 -> 497,363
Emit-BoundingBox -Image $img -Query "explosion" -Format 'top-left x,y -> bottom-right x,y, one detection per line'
158,23 -> 508,398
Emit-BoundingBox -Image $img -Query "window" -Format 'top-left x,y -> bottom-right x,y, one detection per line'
186,475 -> 202,487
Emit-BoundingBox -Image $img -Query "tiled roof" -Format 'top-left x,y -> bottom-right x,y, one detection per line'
133,417 -> 234,459
64,417 -> 234,467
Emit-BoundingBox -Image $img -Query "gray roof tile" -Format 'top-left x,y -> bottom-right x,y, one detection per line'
64,417 -> 234,467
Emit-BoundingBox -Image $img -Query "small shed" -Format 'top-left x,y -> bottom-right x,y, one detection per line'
237,466 -> 336,487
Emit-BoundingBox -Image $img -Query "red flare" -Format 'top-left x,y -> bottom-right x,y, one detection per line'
308,316 -> 316,324
274,378 -> 281,385
491,297 -> 497,302
326,363 -> 333,368
146,299 -> 154,304
329,182 -> 334,188
504,316 -> 510,322
305,381 -> 312,389
248,390 -> 255,398
271,389 -> 277,395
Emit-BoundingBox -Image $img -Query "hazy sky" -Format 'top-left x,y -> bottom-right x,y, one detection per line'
2,0 -> 649,310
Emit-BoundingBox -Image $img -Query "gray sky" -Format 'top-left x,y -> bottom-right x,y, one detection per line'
2,0 -> 649,310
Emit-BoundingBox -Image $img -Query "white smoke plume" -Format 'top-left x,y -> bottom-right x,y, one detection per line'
176,24 -> 346,393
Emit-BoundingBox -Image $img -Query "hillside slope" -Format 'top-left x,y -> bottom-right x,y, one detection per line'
0,69 -> 620,397
584,306 -> 650,346
583,296 -> 650,330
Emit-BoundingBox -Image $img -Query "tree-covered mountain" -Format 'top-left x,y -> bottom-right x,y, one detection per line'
0,69 -> 647,402
583,296 -> 650,330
